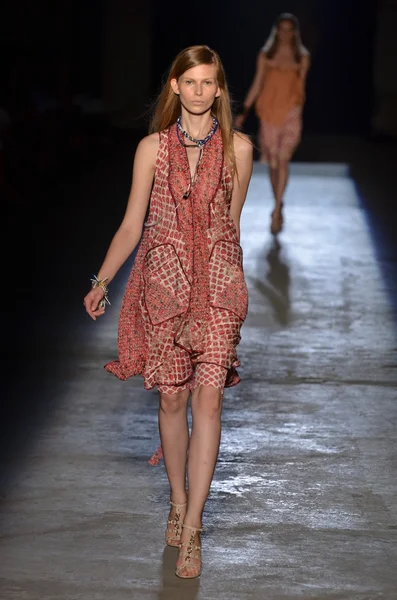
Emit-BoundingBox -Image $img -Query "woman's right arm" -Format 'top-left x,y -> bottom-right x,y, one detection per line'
84,132 -> 159,320
243,51 -> 268,110
235,52 -> 267,128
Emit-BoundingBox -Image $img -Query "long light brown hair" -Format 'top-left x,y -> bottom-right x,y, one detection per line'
149,45 -> 236,174
265,13 -> 306,63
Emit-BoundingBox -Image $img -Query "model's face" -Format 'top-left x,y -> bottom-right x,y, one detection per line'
278,20 -> 296,44
171,64 -> 220,114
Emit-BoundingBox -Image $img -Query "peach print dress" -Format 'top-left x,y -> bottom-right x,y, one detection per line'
255,61 -> 304,160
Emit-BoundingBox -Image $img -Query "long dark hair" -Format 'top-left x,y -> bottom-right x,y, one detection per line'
265,13 -> 305,64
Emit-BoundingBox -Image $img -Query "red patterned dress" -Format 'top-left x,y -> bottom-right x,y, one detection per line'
105,124 -> 248,424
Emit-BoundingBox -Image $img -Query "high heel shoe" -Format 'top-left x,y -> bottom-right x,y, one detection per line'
165,501 -> 187,547
270,205 -> 284,235
175,523 -> 202,579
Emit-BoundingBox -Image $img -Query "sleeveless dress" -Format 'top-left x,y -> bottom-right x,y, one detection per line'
256,62 -> 304,160
105,124 -> 248,416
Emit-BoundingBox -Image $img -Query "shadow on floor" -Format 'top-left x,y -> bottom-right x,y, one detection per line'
250,238 -> 291,326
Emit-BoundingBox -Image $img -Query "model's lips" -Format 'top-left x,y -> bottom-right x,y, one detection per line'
191,101 -> 205,104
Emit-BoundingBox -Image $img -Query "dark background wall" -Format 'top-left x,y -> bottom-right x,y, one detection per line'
152,0 -> 377,136
371,0 -> 397,136
1,0 -> 394,142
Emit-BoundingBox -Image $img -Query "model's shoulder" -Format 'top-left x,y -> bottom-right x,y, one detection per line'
134,133 -> 160,164
233,131 -> 253,158
137,132 -> 161,152
132,133 -> 161,172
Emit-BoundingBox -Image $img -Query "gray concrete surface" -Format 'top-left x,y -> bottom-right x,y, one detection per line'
1,161 -> 397,599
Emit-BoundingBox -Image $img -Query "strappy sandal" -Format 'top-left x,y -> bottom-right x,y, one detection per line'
165,501 -> 187,547
175,523 -> 202,579
270,206 -> 284,235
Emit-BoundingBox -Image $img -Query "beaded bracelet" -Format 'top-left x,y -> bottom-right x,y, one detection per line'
90,274 -> 111,309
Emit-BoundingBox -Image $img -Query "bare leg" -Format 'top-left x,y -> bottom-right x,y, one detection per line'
159,389 -> 190,504
274,106 -> 300,212
275,158 -> 289,211
258,121 -> 268,163
176,384 -> 223,577
269,155 -> 291,235
269,165 -> 278,201
186,385 -> 223,524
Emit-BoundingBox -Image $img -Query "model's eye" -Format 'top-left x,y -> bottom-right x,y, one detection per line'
204,81 -> 213,85
185,80 -> 193,85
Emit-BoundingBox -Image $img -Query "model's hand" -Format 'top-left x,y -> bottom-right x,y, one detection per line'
83,287 -> 106,320
234,114 -> 245,130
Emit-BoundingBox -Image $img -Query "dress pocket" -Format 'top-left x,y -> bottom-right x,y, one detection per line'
144,244 -> 190,325
209,240 -> 248,320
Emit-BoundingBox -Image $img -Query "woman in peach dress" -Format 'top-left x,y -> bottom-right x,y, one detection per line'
235,13 -> 310,234
83,46 -> 253,579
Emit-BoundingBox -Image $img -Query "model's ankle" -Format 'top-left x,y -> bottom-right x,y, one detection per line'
170,490 -> 188,505
183,512 -> 202,529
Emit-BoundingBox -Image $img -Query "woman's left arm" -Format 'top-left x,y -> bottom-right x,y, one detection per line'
230,133 -> 254,240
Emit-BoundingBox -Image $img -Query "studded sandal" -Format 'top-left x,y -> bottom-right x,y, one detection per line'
175,523 -> 202,579
270,203 -> 284,235
165,501 -> 187,547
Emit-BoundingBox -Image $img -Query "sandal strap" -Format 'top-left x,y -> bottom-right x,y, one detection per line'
176,565 -> 200,577
170,501 -> 187,509
176,524 -> 202,578
181,523 -> 203,533
166,503 -> 187,544
178,525 -> 202,560
179,551 -> 201,560
180,542 -> 201,550
167,503 -> 185,529
168,518 -> 182,525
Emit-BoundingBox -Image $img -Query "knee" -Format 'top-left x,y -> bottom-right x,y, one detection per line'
192,386 -> 222,420
279,158 -> 289,170
269,155 -> 279,170
159,392 -> 188,415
